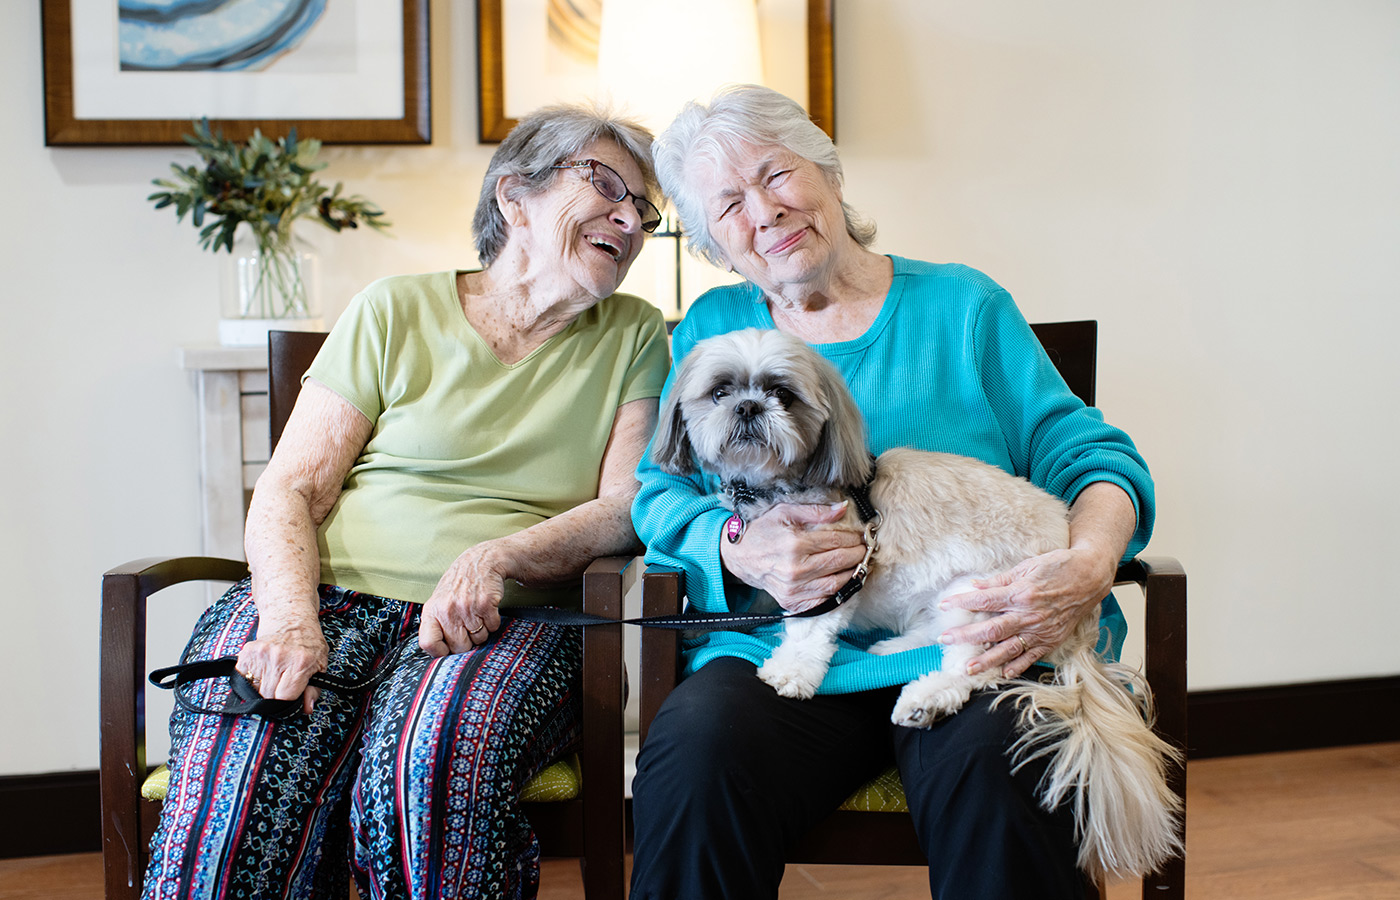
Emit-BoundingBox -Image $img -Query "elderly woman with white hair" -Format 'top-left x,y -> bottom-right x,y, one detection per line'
143,104 -> 670,900
628,85 -> 1155,899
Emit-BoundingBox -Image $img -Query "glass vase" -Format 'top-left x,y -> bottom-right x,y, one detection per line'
218,227 -> 323,346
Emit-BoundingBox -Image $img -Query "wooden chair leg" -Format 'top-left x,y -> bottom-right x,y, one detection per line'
579,556 -> 635,900
1119,556 -> 1188,900
100,566 -> 146,900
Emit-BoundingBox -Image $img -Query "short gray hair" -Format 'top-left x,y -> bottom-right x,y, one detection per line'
652,84 -> 876,269
473,102 -> 658,266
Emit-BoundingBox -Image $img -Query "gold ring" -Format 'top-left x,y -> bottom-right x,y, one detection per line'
1015,635 -> 1030,655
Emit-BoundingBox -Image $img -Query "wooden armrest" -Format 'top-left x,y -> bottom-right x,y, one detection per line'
581,554 -> 640,614
100,556 -> 250,748
100,555 -> 250,730
104,556 -> 250,604
100,557 -> 250,766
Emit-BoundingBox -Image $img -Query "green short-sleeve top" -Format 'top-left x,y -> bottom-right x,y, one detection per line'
306,270 -> 669,606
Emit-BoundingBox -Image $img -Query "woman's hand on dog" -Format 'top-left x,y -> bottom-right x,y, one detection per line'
938,547 -> 1115,678
938,482 -> 1136,678
720,501 -> 867,613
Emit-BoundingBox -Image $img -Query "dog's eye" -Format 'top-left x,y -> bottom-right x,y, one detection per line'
711,387 -> 730,404
768,386 -> 795,408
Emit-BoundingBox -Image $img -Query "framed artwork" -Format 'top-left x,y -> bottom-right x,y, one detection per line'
41,0 -> 431,146
476,0 -> 835,143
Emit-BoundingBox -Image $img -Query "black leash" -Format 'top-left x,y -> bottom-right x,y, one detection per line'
504,467 -> 882,631
151,474 -> 882,719
501,603 -> 821,631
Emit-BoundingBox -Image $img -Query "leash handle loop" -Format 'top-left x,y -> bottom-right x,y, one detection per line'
149,635 -> 420,719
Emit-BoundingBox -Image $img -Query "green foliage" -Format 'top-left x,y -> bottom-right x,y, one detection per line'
148,118 -> 390,255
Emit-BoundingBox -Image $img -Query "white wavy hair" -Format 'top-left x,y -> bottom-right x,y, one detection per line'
651,84 -> 876,269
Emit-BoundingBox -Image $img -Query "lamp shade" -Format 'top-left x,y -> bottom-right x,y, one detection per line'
596,0 -> 764,132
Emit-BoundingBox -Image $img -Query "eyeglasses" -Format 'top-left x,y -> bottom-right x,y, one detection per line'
551,159 -> 663,233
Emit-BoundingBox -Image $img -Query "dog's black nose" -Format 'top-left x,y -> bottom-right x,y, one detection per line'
734,400 -> 763,419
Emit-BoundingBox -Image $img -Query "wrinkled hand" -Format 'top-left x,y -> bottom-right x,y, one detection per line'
719,502 -> 866,613
235,623 -> 328,715
939,547 -> 1116,679
420,546 -> 506,656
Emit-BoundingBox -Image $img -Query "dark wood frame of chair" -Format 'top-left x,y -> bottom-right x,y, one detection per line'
635,321 -> 1188,899
100,331 -> 630,900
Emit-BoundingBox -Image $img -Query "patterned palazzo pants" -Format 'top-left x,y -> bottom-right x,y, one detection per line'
142,579 -> 583,900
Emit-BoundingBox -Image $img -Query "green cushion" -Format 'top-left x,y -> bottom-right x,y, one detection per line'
519,753 -> 582,802
141,752 -> 582,804
141,764 -> 171,801
838,765 -> 909,812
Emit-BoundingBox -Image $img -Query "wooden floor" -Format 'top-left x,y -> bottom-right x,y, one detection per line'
3,742 -> 1396,899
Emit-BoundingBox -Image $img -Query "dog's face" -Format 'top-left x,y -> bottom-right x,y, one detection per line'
653,329 -> 871,489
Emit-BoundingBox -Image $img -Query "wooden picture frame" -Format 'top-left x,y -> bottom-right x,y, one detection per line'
41,0 -> 431,146
476,0 -> 835,143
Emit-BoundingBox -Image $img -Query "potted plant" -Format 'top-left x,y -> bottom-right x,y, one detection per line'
150,119 -> 390,345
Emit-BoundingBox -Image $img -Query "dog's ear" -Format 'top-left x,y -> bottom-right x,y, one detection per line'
803,360 -> 873,488
651,382 -> 697,475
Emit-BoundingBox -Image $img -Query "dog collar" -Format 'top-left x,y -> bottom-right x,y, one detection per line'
720,478 -> 780,543
722,477 -> 779,509
846,470 -> 879,526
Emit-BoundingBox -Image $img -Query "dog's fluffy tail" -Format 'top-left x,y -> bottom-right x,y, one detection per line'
996,651 -> 1184,882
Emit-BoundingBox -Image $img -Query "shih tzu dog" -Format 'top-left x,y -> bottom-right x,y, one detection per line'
653,327 -> 1182,881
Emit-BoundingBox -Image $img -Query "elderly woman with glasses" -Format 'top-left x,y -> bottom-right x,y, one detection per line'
143,103 -> 669,900
628,85 -> 1155,900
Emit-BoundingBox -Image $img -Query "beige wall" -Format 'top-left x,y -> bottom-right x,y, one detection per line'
2,1 -> 1396,775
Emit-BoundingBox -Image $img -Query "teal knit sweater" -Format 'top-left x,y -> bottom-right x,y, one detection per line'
631,257 -> 1155,695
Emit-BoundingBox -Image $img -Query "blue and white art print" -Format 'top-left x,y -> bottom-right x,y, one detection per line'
118,0 -> 330,72
68,0 -> 405,121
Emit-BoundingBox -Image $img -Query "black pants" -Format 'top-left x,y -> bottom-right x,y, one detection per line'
629,657 -> 1085,900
